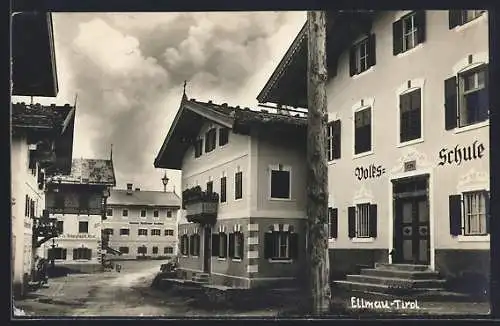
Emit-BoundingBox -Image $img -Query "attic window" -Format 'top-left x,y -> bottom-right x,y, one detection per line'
219,128 -> 229,146
205,129 -> 217,153
194,139 -> 203,158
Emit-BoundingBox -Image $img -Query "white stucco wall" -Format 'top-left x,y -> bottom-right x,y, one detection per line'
181,121 -> 251,222
11,135 -> 45,285
326,10 -> 489,259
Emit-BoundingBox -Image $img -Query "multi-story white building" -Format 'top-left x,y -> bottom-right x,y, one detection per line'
154,93 -> 308,289
103,183 -> 181,260
257,10 -> 490,294
44,158 -> 116,273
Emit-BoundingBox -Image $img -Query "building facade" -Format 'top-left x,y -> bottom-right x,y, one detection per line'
257,10 -> 490,292
11,12 -> 63,298
155,94 -> 309,288
44,158 -> 116,274
103,184 -> 181,260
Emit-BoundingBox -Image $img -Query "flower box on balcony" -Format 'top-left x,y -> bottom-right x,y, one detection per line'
182,186 -> 219,225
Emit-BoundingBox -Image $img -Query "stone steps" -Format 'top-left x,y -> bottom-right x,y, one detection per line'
346,274 -> 446,289
333,264 -> 452,300
360,268 -> 440,280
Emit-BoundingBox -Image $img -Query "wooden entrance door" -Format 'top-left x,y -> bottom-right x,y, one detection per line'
203,227 -> 211,273
394,196 -> 430,265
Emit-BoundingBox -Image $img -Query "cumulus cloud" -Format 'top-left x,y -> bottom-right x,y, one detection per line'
15,12 -> 305,191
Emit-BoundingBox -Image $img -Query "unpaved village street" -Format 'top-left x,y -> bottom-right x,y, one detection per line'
14,259 -> 280,317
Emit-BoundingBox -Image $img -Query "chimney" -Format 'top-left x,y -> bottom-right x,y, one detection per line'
135,188 -> 140,191
126,183 -> 133,195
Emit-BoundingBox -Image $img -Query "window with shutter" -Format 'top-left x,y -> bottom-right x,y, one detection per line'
206,181 -> 213,194
329,208 -> 338,239
270,165 -> 291,199
449,194 -> 462,236
327,120 -> 341,161
348,206 -> 356,238
220,177 -> 227,203
450,10 -> 486,28
458,66 -> 489,127
219,233 -> 228,258
394,11 -> 426,55
264,232 -> 273,259
219,128 -> 229,146
119,247 -> 130,254
211,234 -> 220,257
462,191 -> 488,236
228,233 -> 235,258
235,171 -> 243,200
399,88 -> 422,143
354,107 -> 372,154
205,129 -> 217,153
349,35 -> 376,77
78,221 -> 89,234
194,139 -> 203,158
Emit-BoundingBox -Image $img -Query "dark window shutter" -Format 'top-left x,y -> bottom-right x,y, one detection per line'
264,232 -> 273,259
290,233 -> 299,259
73,248 -> 78,259
393,19 -> 403,55
478,66 -> 490,122
349,46 -> 356,76
368,34 -> 376,67
63,249 -> 67,260
485,191 -> 490,234
189,236 -> 194,255
229,233 -> 235,258
333,120 -> 341,159
211,234 -> 219,256
449,194 -> 462,236
449,10 -> 461,29
348,206 -> 356,238
415,11 -> 426,44
444,76 -> 458,130
369,204 -> 378,238
238,233 -> 244,259
330,208 -> 338,238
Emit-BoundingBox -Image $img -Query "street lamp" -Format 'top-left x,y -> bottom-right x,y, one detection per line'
162,171 -> 169,193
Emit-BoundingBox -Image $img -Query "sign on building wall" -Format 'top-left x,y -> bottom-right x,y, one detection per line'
58,234 -> 97,239
438,141 -> 486,166
354,164 -> 386,181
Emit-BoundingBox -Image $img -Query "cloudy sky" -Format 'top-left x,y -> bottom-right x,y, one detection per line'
13,12 -> 305,193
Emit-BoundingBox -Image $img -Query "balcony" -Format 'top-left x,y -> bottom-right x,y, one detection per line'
183,186 -> 219,226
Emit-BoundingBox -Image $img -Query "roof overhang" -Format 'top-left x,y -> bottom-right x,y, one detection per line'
256,11 -> 376,108
11,12 -> 59,97
154,97 -> 235,170
154,97 -> 309,170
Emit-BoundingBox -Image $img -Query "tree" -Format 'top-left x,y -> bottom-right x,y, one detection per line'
306,10 -> 332,315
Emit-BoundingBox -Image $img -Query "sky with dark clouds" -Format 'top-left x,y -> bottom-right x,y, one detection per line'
12,12 -> 305,192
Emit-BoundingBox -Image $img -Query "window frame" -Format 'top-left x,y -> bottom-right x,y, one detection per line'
73,248 -> 92,260
269,164 -> 292,200
138,228 -> 148,236
165,210 -> 171,218
354,37 -> 369,74
220,176 -> 227,203
205,128 -> 217,153
218,127 -> 229,146
78,221 -> 89,234
271,231 -> 291,261
402,13 -> 418,52
355,203 -> 372,239
164,246 -> 174,254
398,86 -> 424,145
140,209 -> 147,218
232,231 -> 243,260
458,66 -> 489,128
151,229 -> 161,236
235,171 -> 243,200
218,232 -> 228,259
119,246 -> 129,254
120,228 -> 130,236
122,209 -> 129,217
353,106 -> 373,156
106,208 -> 113,217
194,138 -> 203,158
164,229 -> 174,236
462,190 -> 488,236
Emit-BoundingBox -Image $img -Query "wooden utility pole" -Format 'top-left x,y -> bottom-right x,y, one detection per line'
306,11 -> 331,315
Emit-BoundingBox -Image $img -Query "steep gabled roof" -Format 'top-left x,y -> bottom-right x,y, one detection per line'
154,95 -> 307,170
107,189 -> 181,208
48,158 -> 116,186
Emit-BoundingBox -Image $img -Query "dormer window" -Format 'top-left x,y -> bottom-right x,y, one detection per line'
194,139 -> 203,158
219,128 -> 229,146
205,129 -> 217,153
